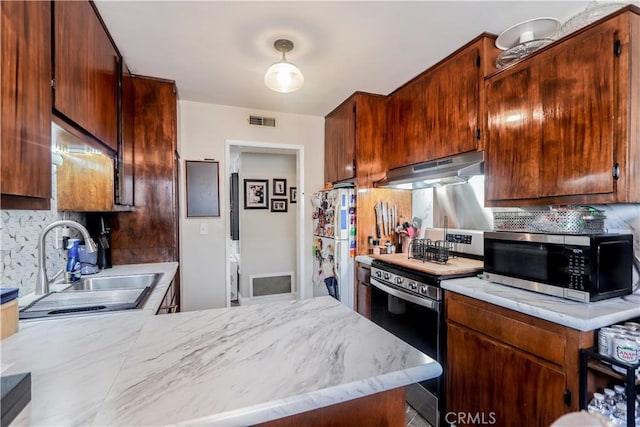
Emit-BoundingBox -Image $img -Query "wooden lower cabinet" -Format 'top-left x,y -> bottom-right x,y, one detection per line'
355,262 -> 371,319
445,292 -> 595,426
257,387 -> 405,427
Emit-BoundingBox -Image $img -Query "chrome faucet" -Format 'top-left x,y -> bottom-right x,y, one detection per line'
35,220 -> 98,295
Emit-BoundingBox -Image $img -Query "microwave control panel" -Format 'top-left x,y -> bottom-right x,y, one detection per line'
567,247 -> 589,290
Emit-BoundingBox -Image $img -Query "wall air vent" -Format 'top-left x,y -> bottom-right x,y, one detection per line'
248,115 -> 276,127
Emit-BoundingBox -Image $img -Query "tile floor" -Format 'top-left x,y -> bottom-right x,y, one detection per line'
405,404 -> 431,427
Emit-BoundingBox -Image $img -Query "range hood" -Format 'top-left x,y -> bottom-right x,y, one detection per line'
375,151 -> 484,190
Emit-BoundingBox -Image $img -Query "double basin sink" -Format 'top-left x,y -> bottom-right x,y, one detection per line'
19,273 -> 162,320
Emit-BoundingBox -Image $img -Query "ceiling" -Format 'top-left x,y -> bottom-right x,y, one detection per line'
94,1 -> 596,118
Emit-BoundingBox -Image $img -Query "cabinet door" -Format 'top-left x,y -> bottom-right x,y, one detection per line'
494,344 -> 568,426
386,78 -> 425,170
324,98 -> 355,183
54,1 -> 119,151
423,45 -> 480,161
111,77 -> 178,264
538,23 -> 617,198
446,323 -> 496,418
1,1 -> 51,209
485,63 -> 542,201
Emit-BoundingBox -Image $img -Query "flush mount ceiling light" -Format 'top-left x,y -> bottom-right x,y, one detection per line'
264,39 -> 304,93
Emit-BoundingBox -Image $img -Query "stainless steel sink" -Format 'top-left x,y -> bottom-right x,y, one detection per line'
19,273 -> 163,320
62,273 -> 161,291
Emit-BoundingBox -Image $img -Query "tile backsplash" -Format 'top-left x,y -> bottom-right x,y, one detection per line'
412,186 -> 640,264
1,165 -> 84,296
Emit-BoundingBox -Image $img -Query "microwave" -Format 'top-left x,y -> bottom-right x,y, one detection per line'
483,232 -> 633,302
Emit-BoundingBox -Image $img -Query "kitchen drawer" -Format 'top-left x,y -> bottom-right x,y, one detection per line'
446,292 -> 567,366
357,264 -> 371,284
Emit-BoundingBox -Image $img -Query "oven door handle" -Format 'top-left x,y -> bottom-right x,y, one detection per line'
370,278 -> 440,312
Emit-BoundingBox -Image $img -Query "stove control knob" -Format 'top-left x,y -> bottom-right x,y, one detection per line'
419,286 -> 428,295
375,271 -> 382,278
395,277 -> 404,285
384,273 -> 390,280
408,283 -> 418,291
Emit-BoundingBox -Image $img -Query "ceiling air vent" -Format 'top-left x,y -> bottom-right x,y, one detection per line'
248,115 -> 276,127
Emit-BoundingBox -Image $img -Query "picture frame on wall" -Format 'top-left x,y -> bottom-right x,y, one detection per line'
290,187 -> 297,204
271,198 -> 288,213
273,178 -> 286,196
244,179 -> 269,209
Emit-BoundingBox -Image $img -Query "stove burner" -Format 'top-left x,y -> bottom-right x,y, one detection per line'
408,238 -> 455,264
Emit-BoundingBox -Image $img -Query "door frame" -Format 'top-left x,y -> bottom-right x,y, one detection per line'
224,140 -> 306,307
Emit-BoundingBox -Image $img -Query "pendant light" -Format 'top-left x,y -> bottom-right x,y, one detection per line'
264,39 -> 304,93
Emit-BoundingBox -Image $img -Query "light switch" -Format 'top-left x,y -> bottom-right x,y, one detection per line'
199,223 -> 209,235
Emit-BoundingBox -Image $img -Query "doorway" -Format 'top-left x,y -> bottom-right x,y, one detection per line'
225,140 -> 305,307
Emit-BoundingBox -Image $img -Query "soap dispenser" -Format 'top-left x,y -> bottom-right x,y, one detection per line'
65,238 -> 81,282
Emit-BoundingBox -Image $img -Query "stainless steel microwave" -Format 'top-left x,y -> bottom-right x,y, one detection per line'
483,232 -> 633,302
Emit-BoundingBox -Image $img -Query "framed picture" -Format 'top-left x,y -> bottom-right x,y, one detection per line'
185,160 -> 220,217
244,179 -> 269,209
290,187 -> 297,204
273,178 -> 287,196
270,198 -> 288,213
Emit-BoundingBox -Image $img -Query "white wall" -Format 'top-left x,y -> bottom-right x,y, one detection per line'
239,152 -> 297,299
178,100 -> 324,311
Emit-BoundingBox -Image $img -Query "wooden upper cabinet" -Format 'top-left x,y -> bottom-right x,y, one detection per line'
111,77 -> 179,265
53,0 -> 120,152
324,92 -> 386,186
422,42 -> 483,161
485,7 -> 640,206
324,97 -> 355,184
485,64 -> 542,201
1,0 -> 52,210
386,78 -> 424,170
117,61 -> 135,207
386,34 -> 499,170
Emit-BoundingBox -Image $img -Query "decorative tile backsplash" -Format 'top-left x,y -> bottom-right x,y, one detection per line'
1,166 -> 85,296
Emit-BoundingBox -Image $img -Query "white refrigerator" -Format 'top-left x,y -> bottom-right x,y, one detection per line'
311,188 -> 356,309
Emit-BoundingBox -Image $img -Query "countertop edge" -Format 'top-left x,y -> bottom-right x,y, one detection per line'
441,277 -> 640,332
181,363 -> 443,426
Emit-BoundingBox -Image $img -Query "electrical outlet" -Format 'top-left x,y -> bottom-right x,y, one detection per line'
199,223 -> 209,235
54,229 -> 61,249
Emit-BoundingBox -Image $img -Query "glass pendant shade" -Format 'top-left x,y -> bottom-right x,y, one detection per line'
264,39 -> 304,93
264,57 -> 304,93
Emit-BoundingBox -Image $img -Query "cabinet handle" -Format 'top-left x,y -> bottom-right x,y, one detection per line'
613,163 -> 620,180
614,40 -> 622,57
563,389 -> 572,407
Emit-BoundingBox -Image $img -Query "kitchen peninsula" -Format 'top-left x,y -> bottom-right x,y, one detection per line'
2,262 -> 441,426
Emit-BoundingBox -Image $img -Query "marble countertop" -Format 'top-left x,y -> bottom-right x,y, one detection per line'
355,255 -> 374,266
442,276 -> 640,332
2,266 -> 441,426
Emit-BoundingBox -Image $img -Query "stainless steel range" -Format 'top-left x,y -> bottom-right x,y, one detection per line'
369,228 -> 484,427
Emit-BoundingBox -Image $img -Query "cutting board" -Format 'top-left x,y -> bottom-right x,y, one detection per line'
1,299 -> 18,339
370,253 -> 483,276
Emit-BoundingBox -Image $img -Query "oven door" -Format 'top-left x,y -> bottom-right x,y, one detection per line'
370,277 -> 442,426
